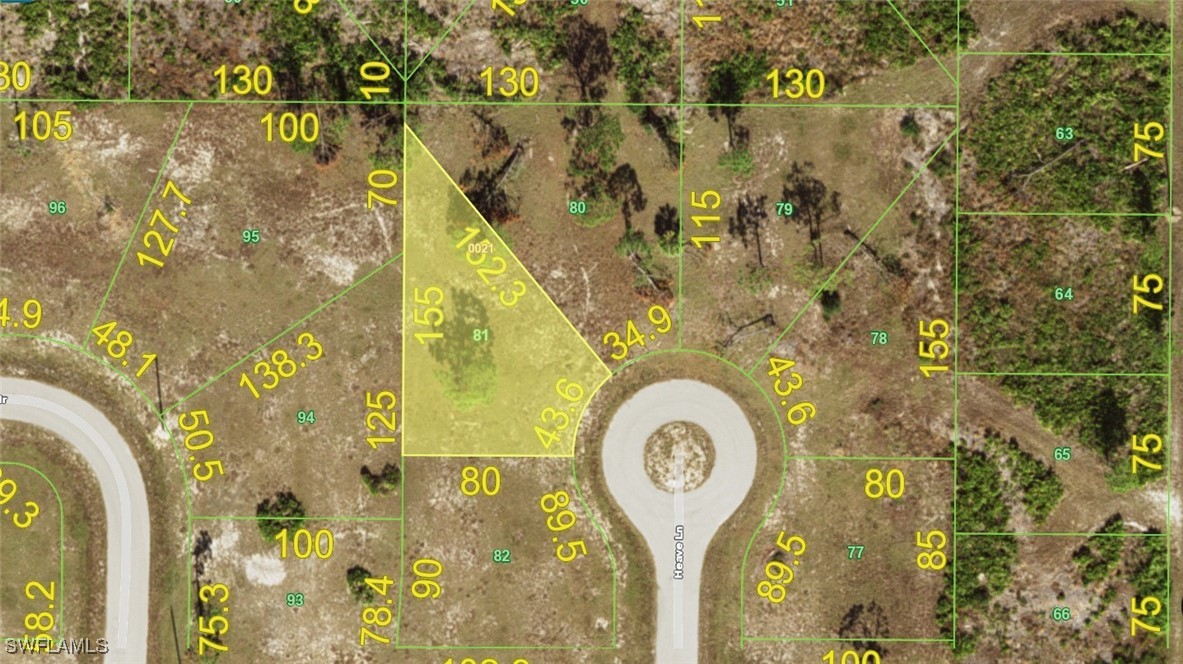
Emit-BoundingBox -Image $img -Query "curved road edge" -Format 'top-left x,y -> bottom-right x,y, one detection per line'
601,379 -> 758,663
0,377 -> 150,662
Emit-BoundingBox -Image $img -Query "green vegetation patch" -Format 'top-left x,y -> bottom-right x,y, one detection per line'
255,490 -> 307,539
493,2 -> 580,69
848,1 -> 973,65
937,446 -> 1017,655
988,433 -> 1063,524
610,6 -> 678,104
18,1 -> 126,99
959,215 -> 1167,485
963,14 -> 1169,213
1072,514 -> 1125,586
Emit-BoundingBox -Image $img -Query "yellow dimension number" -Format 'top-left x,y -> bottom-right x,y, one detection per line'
1130,433 -> 1162,474
823,650 -> 881,664
239,332 -> 324,398
411,558 -> 444,599
1129,595 -> 1163,636
21,581 -> 56,650
460,465 -> 501,496
864,467 -> 904,499
1132,122 -> 1165,163
758,531 -> 806,604
293,0 -> 319,15
602,305 -> 673,361
411,285 -> 446,345
137,179 -> 192,269
177,409 -> 225,482
0,60 -> 32,91
367,169 -> 398,208
915,530 -> 947,570
480,66 -> 539,98
1131,273 -> 1164,314
358,575 -> 395,645
533,379 -> 585,450
687,190 -> 721,248
197,583 -> 230,655
491,0 -> 526,16
918,318 -> 950,377
767,357 -> 816,426
766,68 -> 825,100
364,390 -> 398,449
454,226 -> 528,306
89,321 -> 157,377
690,0 -> 720,28
0,296 -> 42,330
358,61 -> 394,100
261,111 -> 319,143
0,465 -> 39,528
13,110 -> 71,142
540,490 -> 588,562
214,64 -> 273,96
274,527 -> 334,560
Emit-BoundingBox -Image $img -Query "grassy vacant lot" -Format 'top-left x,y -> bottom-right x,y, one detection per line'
957,380 -> 1168,536
408,1 -> 679,106
93,101 -> 401,409
170,262 -> 402,519
187,517 -> 402,661
0,454 -> 67,644
410,102 -> 680,369
963,0 -> 1170,56
939,433 -> 1167,661
743,459 -> 952,641
399,456 -> 615,648
680,104 -> 956,372
0,102 -> 191,346
960,215 -> 1168,375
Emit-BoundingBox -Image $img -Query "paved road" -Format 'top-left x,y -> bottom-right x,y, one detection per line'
0,377 -> 150,663
600,380 -> 758,663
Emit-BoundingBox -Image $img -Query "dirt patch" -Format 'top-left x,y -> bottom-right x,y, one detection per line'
643,421 -> 715,492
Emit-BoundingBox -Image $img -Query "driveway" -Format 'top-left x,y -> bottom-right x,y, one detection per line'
600,379 -> 758,663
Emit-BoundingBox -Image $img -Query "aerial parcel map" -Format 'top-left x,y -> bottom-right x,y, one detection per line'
0,0 -> 1179,662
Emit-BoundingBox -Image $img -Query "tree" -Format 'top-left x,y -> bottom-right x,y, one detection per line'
837,601 -> 891,657
255,491 -> 306,539
562,16 -> 613,101
607,164 -> 646,224
461,166 -> 517,229
427,290 -> 497,409
705,52 -> 766,146
782,162 -> 841,267
610,6 -> 674,104
568,109 -> 624,178
565,108 -> 627,227
346,565 -> 375,603
728,193 -> 768,268
614,224 -> 669,296
471,110 -> 510,158
361,463 -> 401,495
653,204 -> 680,256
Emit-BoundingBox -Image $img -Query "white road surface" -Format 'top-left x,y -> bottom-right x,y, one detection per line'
601,380 -> 758,664
0,377 -> 150,663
